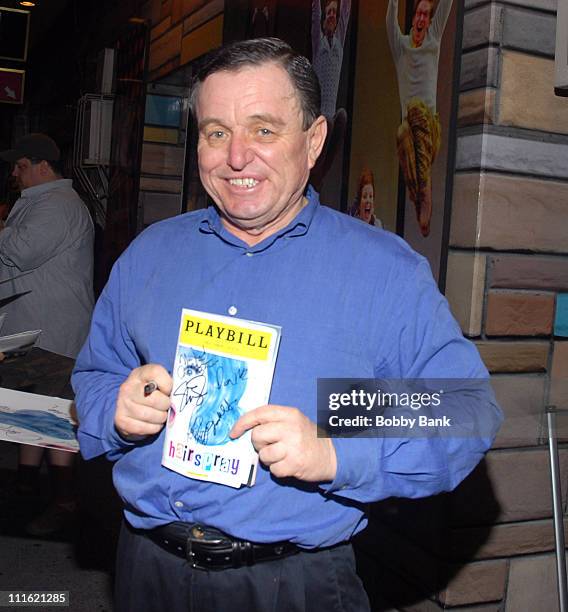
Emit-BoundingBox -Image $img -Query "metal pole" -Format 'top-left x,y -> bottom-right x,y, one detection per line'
547,407 -> 568,612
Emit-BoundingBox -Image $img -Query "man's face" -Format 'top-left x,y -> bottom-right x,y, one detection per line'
195,62 -> 326,245
11,157 -> 43,190
323,1 -> 338,37
411,0 -> 432,47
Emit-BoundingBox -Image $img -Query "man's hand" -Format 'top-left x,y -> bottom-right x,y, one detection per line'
230,405 -> 337,482
115,364 -> 173,440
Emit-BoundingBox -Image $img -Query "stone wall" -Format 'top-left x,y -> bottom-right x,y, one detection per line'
449,0 -> 567,607
356,0 -> 568,609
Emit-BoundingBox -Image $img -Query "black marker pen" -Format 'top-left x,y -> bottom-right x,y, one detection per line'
144,381 -> 158,396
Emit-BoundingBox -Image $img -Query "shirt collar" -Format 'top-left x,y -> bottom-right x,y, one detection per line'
199,185 -> 320,253
21,178 -> 72,199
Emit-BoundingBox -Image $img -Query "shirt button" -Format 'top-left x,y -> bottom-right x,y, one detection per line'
228,305 -> 237,316
174,501 -> 184,508
246,252 -> 254,257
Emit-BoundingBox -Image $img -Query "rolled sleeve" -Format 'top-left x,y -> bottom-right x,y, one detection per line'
72,256 -> 141,460
321,257 -> 502,503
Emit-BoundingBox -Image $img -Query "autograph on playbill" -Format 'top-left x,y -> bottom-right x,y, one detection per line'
162,308 -> 281,488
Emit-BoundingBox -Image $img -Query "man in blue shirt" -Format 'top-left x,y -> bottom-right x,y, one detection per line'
72,38 -> 501,612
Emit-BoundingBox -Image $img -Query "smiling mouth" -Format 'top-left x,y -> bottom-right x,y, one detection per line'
228,178 -> 259,188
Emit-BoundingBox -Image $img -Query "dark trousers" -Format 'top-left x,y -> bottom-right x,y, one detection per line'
115,520 -> 371,612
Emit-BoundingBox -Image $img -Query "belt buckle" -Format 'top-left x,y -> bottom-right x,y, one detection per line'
186,525 -> 230,570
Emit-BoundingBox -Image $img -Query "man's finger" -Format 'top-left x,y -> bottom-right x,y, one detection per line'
142,390 -> 171,413
258,441 -> 287,466
118,415 -> 165,438
230,405 -> 286,438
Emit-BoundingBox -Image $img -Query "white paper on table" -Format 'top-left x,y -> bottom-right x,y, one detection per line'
0,329 -> 41,354
0,387 -> 78,452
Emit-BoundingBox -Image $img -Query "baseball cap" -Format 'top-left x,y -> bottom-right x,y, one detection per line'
0,133 -> 61,163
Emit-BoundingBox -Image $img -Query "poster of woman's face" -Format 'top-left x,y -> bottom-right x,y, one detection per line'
349,167 -> 383,229
359,183 -> 374,223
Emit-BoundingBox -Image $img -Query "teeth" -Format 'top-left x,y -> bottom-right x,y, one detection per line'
229,178 -> 259,188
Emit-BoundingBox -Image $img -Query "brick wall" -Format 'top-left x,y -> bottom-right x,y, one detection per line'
356,0 -> 568,609
445,0 -> 567,607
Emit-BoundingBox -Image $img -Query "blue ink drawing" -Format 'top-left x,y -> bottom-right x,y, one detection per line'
174,348 -> 248,446
0,409 -> 76,440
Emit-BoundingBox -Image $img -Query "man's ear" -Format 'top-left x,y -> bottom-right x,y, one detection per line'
39,160 -> 51,176
307,115 -> 328,169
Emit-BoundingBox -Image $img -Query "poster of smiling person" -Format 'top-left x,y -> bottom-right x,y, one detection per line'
350,167 -> 384,228
386,0 -> 453,238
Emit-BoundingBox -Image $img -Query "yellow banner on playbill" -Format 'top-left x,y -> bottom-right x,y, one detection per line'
179,313 -> 272,360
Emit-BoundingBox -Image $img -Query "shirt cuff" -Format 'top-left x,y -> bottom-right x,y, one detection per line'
321,437 -> 383,501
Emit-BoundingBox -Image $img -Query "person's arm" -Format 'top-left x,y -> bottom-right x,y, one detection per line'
72,256 -> 140,459
430,0 -> 453,42
232,256 -> 502,496
0,196 -> 78,271
311,0 -> 322,58
337,0 -> 352,45
385,0 -> 403,59
72,251 -> 171,460
323,258 -> 502,503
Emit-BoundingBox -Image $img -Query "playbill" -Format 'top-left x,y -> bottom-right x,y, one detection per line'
162,308 -> 281,488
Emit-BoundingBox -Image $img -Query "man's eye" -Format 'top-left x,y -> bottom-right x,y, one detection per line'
258,128 -> 273,137
208,130 -> 226,140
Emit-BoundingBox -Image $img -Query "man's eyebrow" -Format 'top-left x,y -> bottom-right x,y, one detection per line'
198,118 -> 227,132
247,114 -> 286,127
199,114 -> 288,132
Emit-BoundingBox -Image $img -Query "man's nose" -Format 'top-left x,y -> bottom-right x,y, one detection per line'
227,133 -> 253,170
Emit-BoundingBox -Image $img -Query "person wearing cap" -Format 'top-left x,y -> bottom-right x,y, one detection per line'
0,133 -> 94,535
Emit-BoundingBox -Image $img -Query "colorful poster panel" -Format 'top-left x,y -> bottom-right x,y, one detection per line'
348,0 -> 460,281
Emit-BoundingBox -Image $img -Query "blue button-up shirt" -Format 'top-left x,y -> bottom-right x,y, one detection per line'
72,187 -> 501,548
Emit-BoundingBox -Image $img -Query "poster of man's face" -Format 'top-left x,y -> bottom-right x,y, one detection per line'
411,0 -> 432,47
323,0 -> 339,36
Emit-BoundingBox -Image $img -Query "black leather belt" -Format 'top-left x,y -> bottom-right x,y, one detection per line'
145,522 -> 299,570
